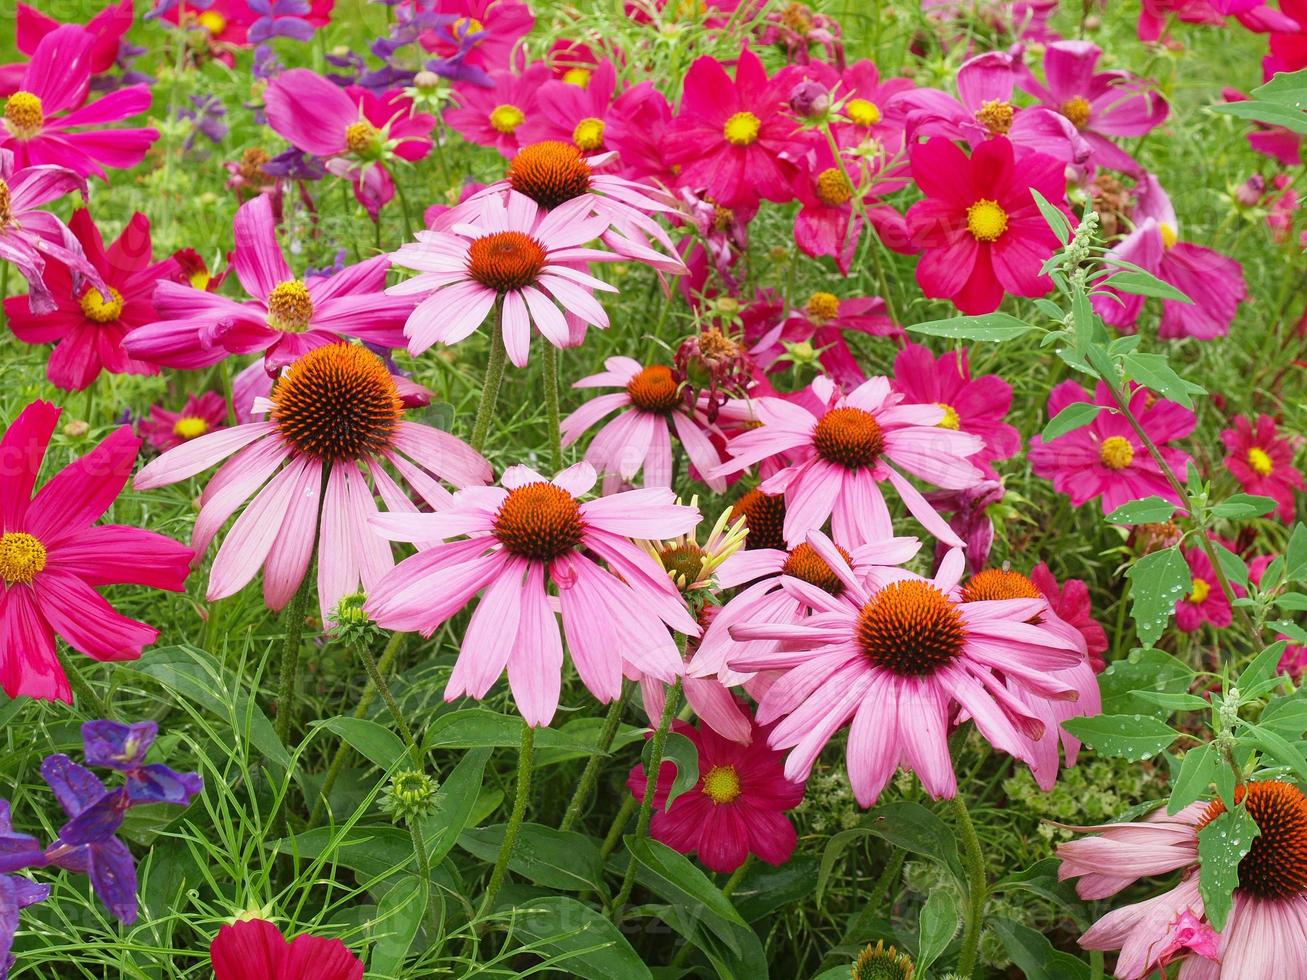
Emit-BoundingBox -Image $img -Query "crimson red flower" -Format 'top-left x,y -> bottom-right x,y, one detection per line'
1220,414 -> 1304,523
210,917 -> 363,980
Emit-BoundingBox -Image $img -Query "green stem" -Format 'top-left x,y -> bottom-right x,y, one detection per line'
541,341 -> 563,472
599,795 -> 638,861
476,721 -> 535,921
59,650 -> 110,718
357,638 -> 421,767
952,795 -> 988,979
408,813 -> 437,938
469,298 -> 507,453
274,467 -> 329,745
559,685 -> 629,833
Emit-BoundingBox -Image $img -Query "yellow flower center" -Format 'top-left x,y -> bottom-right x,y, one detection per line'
197,9 -> 227,34
0,178 -> 10,227
571,117 -> 605,152
846,97 -> 881,127
805,290 -> 840,324
453,16 -> 484,37
1099,436 -> 1135,470
344,120 -> 379,154
0,532 -> 46,585
1160,223 -> 1179,249
966,198 -> 1008,242
4,91 -> 44,140
723,111 -> 761,146
78,286 -> 124,324
490,104 -> 525,134
974,98 -> 1014,136
1061,96 -> 1091,130
815,167 -> 853,206
562,67 -> 591,87
172,416 -> 210,440
701,765 -> 742,804
266,280 -> 314,333
1248,447 -> 1274,476
1188,577 -> 1210,605
937,403 -> 960,430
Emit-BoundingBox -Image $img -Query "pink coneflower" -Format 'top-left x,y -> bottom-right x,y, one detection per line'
387,191 -> 616,366
1,1 -> 133,95
1030,561 -> 1108,672
125,195 -> 414,371
663,47 -> 810,210
416,0 -> 535,75
906,136 -> 1072,315
0,25 -> 157,179
560,357 -> 722,494
749,292 -> 900,390
711,375 -> 983,547
1059,781 -> 1307,979
626,716 -> 805,873
1028,380 -> 1196,514
1092,175 -> 1247,340
1220,414 -> 1304,522
727,534 -> 1082,805
444,63 -> 552,157
365,461 -> 700,727
1175,544 -> 1233,632
517,59 -> 618,153
133,344 -> 491,620
0,401 -> 192,704
139,392 -> 229,452
5,209 -> 181,391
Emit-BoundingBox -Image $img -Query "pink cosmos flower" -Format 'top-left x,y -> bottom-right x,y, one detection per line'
663,47 -> 810,209
828,59 -> 914,155
1220,414 -> 1304,522
210,917 -> 362,980
1175,544 -> 1233,632
125,195 -> 414,371
5,209 -> 181,391
560,357 -> 724,494
1093,175 -> 1247,340
712,375 -> 984,548
1028,380 -> 1196,514
748,292 -> 899,391
365,461 -> 700,727
1030,562 -> 1109,672
1266,0 -> 1307,75
0,25 -> 157,179
415,0 -> 535,75
517,60 -> 618,153
1058,781 -> 1307,980
444,63 -> 552,157
605,81 -> 676,187
134,344 -> 491,621
0,1 -> 134,96
906,137 -> 1071,315
139,392 -> 229,452
626,716 -> 805,873
0,401 -> 192,703
727,535 -> 1083,805
1138,0 -> 1299,41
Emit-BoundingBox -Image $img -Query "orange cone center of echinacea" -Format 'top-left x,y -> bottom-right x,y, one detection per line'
813,406 -> 885,470
701,765 -> 742,804
1098,435 -> 1135,470
856,580 -> 967,677
492,482 -> 586,562
625,365 -> 682,414
466,231 -> 548,292
781,542 -> 851,596
506,141 -> 593,210
961,568 -> 1042,603
271,344 -> 403,464
1198,781 -> 1307,901
730,489 -> 787,552
3,91 -> 44,140
0,532 -> 46,585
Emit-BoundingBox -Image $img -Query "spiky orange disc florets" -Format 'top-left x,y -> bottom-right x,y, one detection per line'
626,365 -> 681,414
856,580 -> 966,677
493,483 -> 585,562
466,231 -> 547,292
961,568 -> 1042,603
813,407 -> 884,470
781,542 -> 850,595
730,489 -> 787,552
272,344 -> 402,463
1199,781 -> 1307,900
507,141 -> 592,210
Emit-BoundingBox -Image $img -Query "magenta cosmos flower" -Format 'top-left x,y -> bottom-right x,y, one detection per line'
211,917 -> 362,980
712,375 -> 984,548
663,47 -> 810,210
560,357 -> 723,494
1,2 -> 134,92
727,535 -> 1083,805
444,62 -> 552,157
134,344 -> 491,621
828,59 -> 914,155
1175,543 -> 1234,633
5,209 -> 181,391
388,191 -> 616,366
517,59 -> 618,153
1059,781 -> 1307,979
161,0 -> 335,47
1028,380 -> 1196,514
365,461 -> 700,727
416,0 -> 534,75
749,292 -> 900,391
0,24 -> 157,179
0,401 -> 191,703
1221,414 -> 1304,522
627,716 -> 805,873
139,392 -> 228,452
126,195 -> 414,371
906,136 -> 1071,315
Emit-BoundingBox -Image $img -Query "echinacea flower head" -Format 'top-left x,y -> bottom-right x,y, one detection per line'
639,503 -> 748,598
365,461 -> 701,727
626,716 -> 805,873
1220,414 -> 1304,523
133,343 -> 491,620
210,916 -> 363,980
139,392 -> 228,451
850,941 -> 916,980
0,401 -> 192,704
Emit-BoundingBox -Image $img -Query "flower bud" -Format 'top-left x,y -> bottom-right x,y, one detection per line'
788,80 -> 830,118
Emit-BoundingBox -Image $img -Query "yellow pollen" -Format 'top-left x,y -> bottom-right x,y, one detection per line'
0,532 -> 46,585
197,9 -> 227,34
1099,435 -> 1134,470
966,198 -> 1008,242
975,98 -> 1014,135
701,765 -> 742,804
78,286 -> 124,324
266,280 -> 314,333
815,167 -> 853,206
723,111 -> 761,146
846,97 -> 881,127
344,120 -> 379,154
1061,96 -> 1091,129
572,117 -> 605,151
562,67 -> 591,87
805,291 -> 840,323
454,16 -> 484,37
1160,223 -> 1179,249
0,178 -> 10,226
1188,577 -> 1211,605
4,91 -> 44,140
172,416 -> 209,440
1248,447 -> 1274,476
937,403 -> 960,430
490,104 -> 525,134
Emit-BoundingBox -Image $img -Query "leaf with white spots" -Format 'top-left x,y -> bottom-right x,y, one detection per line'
1198,806 -> 1259,931
1127,547 -> 1191,648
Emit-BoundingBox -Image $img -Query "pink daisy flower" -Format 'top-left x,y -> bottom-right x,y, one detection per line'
605,81 -> 676,187
0,1 -> 134,94
415,0 -> 535,75
517,59 -> 618,153
210,917 -> 362,980
626,715 -> 805,873
828,59 -> 914,156
1028,380 -> 1196,514
138,392 -> 229,452
1030,561 -> 1108,672
0,24 -> 158,179
560,356 -> 723,495
364,461 -> 701,727
133,344 -> 491,621
125,195 -> 414,371
711,375 -> 984,548
444,63 -> 552,158
0,401 -> 192,703
727,534 -> 1083,805
1220,414 -> 1304,523
1059,781 -> 1307,979
5,209 -> 181,392
748,292 -> 900,391
1175,544 -> 1234,632
906,136 -> 1072,315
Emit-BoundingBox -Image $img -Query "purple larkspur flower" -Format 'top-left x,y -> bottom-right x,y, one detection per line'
179,94 -> 229,153
248,0 -> 317,42
82,721 -> 204,807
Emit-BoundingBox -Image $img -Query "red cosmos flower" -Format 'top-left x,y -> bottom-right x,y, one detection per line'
445,62 -> 552,158
1029,562 -> 1109,672
5,209 -> 183,392
627,716 -> 805,873
1220,414 -> 1304,522
210,917 -> 363,980
0,1 -> 133,96
906,137 -> 1071,315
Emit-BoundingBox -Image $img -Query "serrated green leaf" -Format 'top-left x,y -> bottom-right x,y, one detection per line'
1261,696 -> 1307,737
1106,496 -> 1177,524
1099,648 -> 1196,718
1168,744 -> 1217,815
459,824 -> 604,891
317,717 -> 407,770
1127,547 -> 1191,647
1105,270 -> 1193,303
492,895 -> 652,980
1043,402 -> 1108,441
1215,760 -> 1237,810
1063,714 -> 1179,760
915,889 -> 959,976
1198,807 -> 1259,931
991,917 -> 1093,980
1121,352 -> 1206,409
1211,494 -> 1278,519
865,800 -> 963,880
906,312 -> 1037,342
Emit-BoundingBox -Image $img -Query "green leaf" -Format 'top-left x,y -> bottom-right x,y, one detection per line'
646,731 -> 699,810
1105,270 -> 1193,303
815,827 -> 871,907
1042,402 -> 1108,441
1168,744 -> 1217,815
915,889 -> 959,976
731,857 -> 818,923
1242,722 -> 1307,782
1212,99 -> 1307,133
1121,352 -> 1206,409
866,801 -> 964,880
1213,546 -> 1250,589
1238,642 -> 1290,692
369,875 -> 426,976
459,823 -> 603,892
1211,494 -> 1278,519
423,708 -> 626,759
423,747 -> 492,867
1105,496 -> 1176,524
1030,187 -> 1072,242
1099,649 -> 1196,718
1062,714 -> 1179,761
1127,547 -> 1191,647
1276,592 -> 1307,611
1286,523 -> 1307,581
1198,807 -> 1259,931
1131,690 -> 1209,712
1261,695 -> 1307,737
1250,68 -> 1307,105
317,717 -> 407,770
493,895 -> 652,980
906,312 -> 1037,342
991,917 -> 1092,980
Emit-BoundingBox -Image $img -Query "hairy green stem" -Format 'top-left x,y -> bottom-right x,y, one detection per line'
60,651 -> 110,719
476,721 -> 535,922
274,467 -> 329,745
469,299 -> 507,453
952,794 -> 988,979
559,685 -> 629,833
357,639 -> 420,767
541,342 -> 563,472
